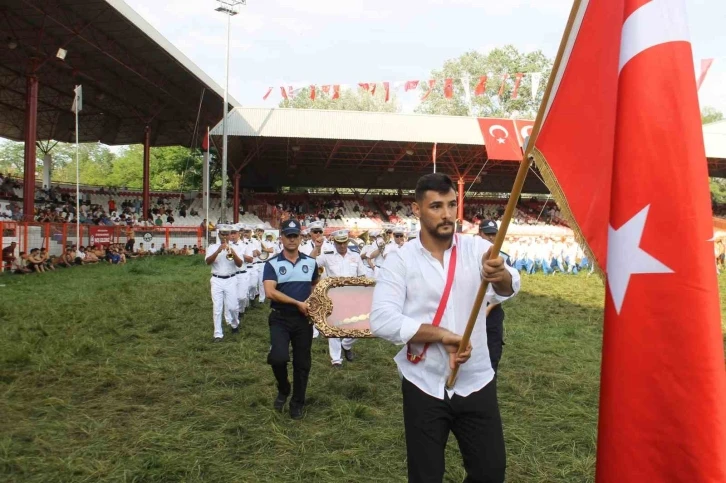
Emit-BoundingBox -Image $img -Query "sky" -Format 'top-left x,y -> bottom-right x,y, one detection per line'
122,0 -> 725,116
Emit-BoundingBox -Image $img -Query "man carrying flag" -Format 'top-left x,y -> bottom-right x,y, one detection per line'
529,0 -> 726,480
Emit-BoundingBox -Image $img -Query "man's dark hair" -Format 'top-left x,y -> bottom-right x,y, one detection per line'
415,173 -> 456,202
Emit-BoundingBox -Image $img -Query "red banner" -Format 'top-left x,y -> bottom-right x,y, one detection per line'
477,118 -> 522,161
513,119 -> 535,147
89,226 -> 113,246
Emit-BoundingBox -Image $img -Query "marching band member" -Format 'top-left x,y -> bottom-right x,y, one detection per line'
262,219 -> 319,420
386,226 -> 408,256
231,223 -> 250,315
254,225 -> 269,303
205,224 -> 243,342
316,229 -> 367,368
371,174 -> 520,482
242,226 -> 260,305
300,221 -> 333,258
367,224 -> 394,277
359,229 -> 378,278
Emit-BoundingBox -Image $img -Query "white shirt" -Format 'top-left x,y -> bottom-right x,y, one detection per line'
370,235 -> 520,400
316,248 -> 367,278
300,239 -> 334,257
76,250 -> 86,260
230,241 -> 246,270
205,243 -> 239,276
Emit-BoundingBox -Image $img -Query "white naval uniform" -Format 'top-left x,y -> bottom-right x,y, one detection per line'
205,243 -> 240,338
360,243 -> 377,278
249,237 -> 264,300
257,239 -> 275,302
231,241 -> 249,313
317,248 -> 367,365
300,239 -> 334,338
242,239 -> 257,301
370,240 -> 394,279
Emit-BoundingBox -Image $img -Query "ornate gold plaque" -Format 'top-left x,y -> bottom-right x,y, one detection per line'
307,276 -> 376,338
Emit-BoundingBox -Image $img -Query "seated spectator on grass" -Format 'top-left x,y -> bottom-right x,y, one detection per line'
39,248 -> 55,271
149,243 -> 158,255
192,244 -> 200,255
12,252 -> 32,274
84,247 -> 99,264
55,247 -> 74,268
137,243 -> 147,256
170,243 -> 178,255
27,249 -> 45,273
75,246 -> 87,265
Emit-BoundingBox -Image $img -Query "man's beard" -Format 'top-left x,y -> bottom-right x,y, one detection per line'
424,221 -> 455,241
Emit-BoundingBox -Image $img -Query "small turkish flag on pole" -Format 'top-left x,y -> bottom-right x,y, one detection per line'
421,79 -> 436,100
474,76 -> 487,96
383,81 -> 390,102
404,80 -> 419,92
332,85 -> 340,99
443,78 -> 454,98
477,118 -> 521,161
309,85 -> 316,101
280,86 -> 288,100
262,87 -> 273,100
511,73 -> 524,99
530,0 -> 726,481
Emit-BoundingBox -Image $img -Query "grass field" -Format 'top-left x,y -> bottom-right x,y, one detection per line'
1,257 -> 724,483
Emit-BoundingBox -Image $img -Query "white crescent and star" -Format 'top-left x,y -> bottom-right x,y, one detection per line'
520,125 -> 533,141
489,125 -> 509,144
606,205 -> 673,314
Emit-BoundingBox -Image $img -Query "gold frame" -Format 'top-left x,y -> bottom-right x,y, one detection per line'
307,276 -> 376,338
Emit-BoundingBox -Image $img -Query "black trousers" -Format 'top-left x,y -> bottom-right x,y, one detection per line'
267,309 -> 313,408
486,305 -> 505,372
402,378 -> 505,483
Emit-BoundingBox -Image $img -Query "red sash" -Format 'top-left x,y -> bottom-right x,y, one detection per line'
407,242 -> 457,364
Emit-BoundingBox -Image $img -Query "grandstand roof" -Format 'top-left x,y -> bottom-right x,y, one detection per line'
211,107 -> 549,193
0,0 -> 240,147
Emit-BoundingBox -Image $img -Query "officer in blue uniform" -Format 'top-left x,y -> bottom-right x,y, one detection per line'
263,219 -> 319,420
479,220 -> 511,372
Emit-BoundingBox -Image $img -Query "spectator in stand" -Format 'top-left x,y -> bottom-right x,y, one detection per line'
155,215 -> 163,227
190,207 -> 199,217
179,204 -> 187,218
109,198 -> 116,213
3,241 -> 17,266
167,212 -> 175,225
0,203 -> 12,219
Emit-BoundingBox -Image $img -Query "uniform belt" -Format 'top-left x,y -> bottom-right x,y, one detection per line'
237,270 -> 247,274
246,265 -> 254,269
375,265 -> 382,268
212,273 -> 237,279
255,261 -> 264,264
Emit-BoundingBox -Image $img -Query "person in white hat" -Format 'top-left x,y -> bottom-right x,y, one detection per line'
386,226 -> 408,256
359,229 -> 379,278
299,221 -> 334,258
255,224 -> 273,304
367,224 -> 396,276
205,224 -> 243,341
231,223 -> 250,315
241,225 -> 260,305
316,229 -> 367,367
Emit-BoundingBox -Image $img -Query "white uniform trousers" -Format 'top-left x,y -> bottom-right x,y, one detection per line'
256,263 -> 266,302
329,337 -> 356,365
248,265 -> 259,299
236,270 -> 249,313
211,275 -> 239,338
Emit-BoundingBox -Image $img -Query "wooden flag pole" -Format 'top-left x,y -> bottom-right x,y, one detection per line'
445,0 -> 585,390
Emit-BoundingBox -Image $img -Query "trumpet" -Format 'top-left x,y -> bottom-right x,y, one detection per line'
376,236 -> 386,249
226,246 -> 235,261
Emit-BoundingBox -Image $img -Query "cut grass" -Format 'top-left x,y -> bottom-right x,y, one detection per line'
1,258 -> 724,482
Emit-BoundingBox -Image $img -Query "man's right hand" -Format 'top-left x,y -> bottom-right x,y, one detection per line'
441,331 -> 473,370
297,301 -> 310,317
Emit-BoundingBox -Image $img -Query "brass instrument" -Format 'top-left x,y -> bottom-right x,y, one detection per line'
357,239 -> 365,250
259,250 -> 270,261
226,245 -> 235,261
376,236 -> 386,249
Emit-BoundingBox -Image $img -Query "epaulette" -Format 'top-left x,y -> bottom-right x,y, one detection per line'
323,250 -> 334,255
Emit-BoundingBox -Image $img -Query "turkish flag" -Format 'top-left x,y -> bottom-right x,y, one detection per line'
332,85 -> 340,100
262,87 -> 273,100
513,119 -> 534,148
201,131 -> 209,151
309,85 -> 316,101
477,118 -> 521,161
280,86 -> 288,100
530,0 -> 726,481
443,78 -> 454,98
383,81 -> 390,102
404,80 -> 419,92
474,76 -> 487,96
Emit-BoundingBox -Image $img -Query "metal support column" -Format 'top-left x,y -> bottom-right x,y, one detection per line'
233,173 -> 240,223
142,126 -> 151,220
23,75 -> 38,221
457,178 -> 465,223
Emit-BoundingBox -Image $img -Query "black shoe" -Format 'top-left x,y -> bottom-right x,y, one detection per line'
332,363 -> 343,369
231,326 -> 239,334
290,405 -> 304,420
274,392 -> 288,412
213,337 -> 223,343
343,348 -> 355,362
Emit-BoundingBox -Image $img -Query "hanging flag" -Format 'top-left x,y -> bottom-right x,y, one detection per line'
404,80 -> 419,92
262,87 -> 273,100
498,73 -> 509,97
529,0 -> 726,481
443,78 -> 454,99
71,85 -> 83,113
530,72 -> 543,100
697,58 -> 714,90
383,81 -> 390,102
477,118 -> 521,161
370,83 -> 377,95
421,80 -> 436,100
511,73 -> 525,99
310,85 -> 316,101
321,85 -> 331,96
332,85 -> 340,100
358,82 -> 370,92
513,119 -> 534,148
201,130 -> 209,151
474,76 -> 487,96
280,86 -> 288,100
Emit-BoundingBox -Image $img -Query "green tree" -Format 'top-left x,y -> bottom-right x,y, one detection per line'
279,86 -> 400,112
702,106 -> 724,125
0,140 -> 26,174
415,46 -> 552,118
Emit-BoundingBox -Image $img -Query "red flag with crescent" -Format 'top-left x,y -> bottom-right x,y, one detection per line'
477,118 -> 521,161
530,0 -> 726,480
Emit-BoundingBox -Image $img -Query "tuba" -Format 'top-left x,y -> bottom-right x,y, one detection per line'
357,239 -> 365,250
259,250 -> 270,261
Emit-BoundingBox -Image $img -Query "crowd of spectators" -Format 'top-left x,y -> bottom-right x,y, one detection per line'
271,193 -> 377,227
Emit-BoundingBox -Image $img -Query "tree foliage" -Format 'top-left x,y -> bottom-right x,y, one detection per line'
415,46 -> 552,118
0,140 -> 218,191
279,86 -> 400,112
702,106 -> 724,125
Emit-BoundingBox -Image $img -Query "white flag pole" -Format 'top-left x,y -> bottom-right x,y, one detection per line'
204,126 -> 210,249
73,85 -> 82,248
433,142 -> 437,173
